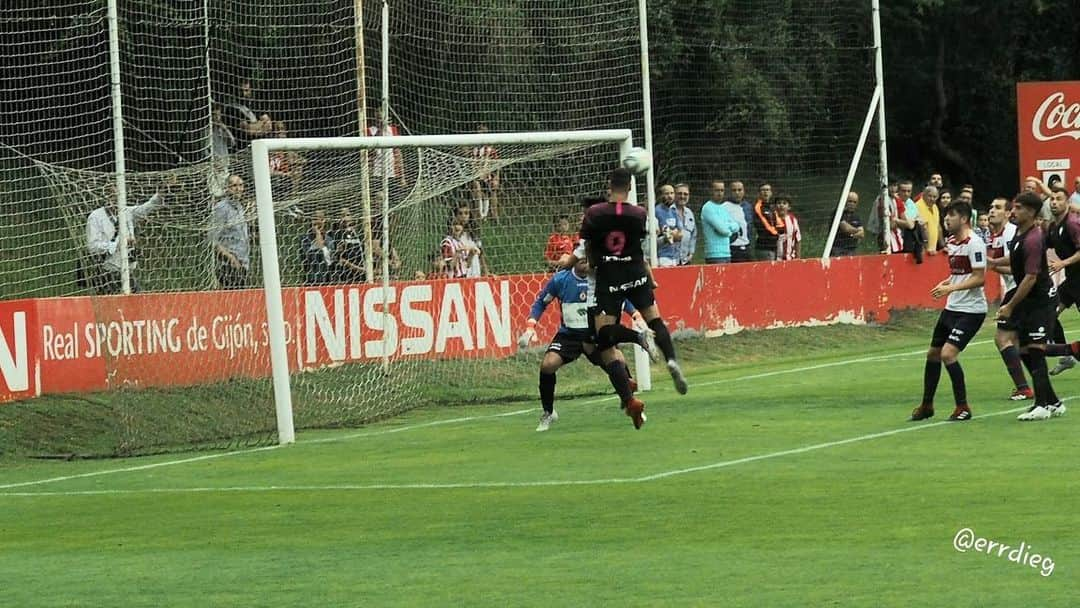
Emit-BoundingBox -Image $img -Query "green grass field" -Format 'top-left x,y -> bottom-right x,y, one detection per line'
2,310 -> 1077,606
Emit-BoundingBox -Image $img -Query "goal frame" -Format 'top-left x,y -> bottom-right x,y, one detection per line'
252,129 -> 650,444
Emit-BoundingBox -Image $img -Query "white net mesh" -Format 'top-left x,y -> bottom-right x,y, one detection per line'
648,0 -> 881,257
0,0 -> 881,456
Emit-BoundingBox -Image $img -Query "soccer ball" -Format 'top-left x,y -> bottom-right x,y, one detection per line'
622,147 -> 652,175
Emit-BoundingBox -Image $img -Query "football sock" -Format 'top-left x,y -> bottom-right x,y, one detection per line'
647,317 -> 677,362
944,361 -> 967,407
539,372 -> 556,414
1022,349 -> 1057,406
921,359 -> 941,406
604,359 -> 634,404
1052,319 -> 1067,346
999,345 -> 1030,390
584,350 -> 631,379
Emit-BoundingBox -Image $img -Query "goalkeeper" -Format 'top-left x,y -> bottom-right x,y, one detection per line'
519,257 -> 644,432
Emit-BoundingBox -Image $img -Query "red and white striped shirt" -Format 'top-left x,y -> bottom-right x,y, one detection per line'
441,235 -> 469,278
945,234 -> 987,313
367,123 -> 402,178
777,213 -> 802,260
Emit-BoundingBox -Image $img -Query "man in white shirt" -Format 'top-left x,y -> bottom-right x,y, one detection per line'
674,184 -> 697,265
909,199 -> 986,423
85,182 -> 165,294
721,192 -> 747,261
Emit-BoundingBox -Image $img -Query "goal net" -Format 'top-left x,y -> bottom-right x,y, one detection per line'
0,1 -> 648,457
3,129 -> 649,456
252,131 -> 644,444
0,0 -> 882,456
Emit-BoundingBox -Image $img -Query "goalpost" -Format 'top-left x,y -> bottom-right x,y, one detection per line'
251,129 -> 651,444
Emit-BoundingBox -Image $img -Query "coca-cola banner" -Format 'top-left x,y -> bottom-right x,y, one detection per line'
1017,81 -> 1080,190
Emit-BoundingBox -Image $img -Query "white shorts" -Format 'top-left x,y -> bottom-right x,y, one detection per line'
657,257 -> 678,268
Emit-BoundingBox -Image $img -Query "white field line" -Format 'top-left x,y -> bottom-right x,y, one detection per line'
0,400 -> 1059,497
0,409 -> 531,491
0,337 -> 996,492
578,340 -> 995,406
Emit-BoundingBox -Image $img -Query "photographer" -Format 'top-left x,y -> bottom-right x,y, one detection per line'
84,181 -> 167,294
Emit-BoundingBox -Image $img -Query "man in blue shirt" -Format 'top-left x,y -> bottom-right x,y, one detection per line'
655,184 -> 684,267
702,180 -> 741,263
518,258 -> 642,431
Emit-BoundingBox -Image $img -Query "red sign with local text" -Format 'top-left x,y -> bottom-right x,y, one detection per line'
1017,81 -> 1080,191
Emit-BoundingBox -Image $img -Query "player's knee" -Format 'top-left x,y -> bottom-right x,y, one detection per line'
940,348 -> 959,365
584,349 -> 604,368
639,305 -> 661,322
540,354 -> 563,374
994,331 -> 1011,350
596,324 -> 620,350
926,347 -> 942,362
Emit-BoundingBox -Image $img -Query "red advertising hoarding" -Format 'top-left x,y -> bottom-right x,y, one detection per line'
1,254 -> 977,403
1017,81 -> 1080,191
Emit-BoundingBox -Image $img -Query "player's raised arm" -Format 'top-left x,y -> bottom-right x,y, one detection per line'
519,271 -> 562,347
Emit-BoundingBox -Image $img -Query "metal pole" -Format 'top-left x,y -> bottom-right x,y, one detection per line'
252,140 -> 296,445
634,0 -> 656,391
203,0 -> 213,161
821,87 -> 881,262
872,0 -> 890,221
267,130 -> 635,152
106,0 -> 132,295
638,0 -> 659,269
356,0 -> 375,284
380,0 -> 392,371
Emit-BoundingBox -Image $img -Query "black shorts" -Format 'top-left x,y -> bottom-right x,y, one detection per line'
996,288 -> 1018,331
1013,302 -> 1056,347
546,331 -> 597,364
1058,278 -> 1080,310
930,309 -> 985,350
592,268 -> 655,317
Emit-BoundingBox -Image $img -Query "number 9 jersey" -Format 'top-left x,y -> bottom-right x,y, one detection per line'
579,200 -> 654,316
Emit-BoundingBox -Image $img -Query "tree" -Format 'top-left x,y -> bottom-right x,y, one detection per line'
881,0 -> 1080,196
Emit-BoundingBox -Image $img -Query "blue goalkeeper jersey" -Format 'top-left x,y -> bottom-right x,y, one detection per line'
530,268 -> 636,340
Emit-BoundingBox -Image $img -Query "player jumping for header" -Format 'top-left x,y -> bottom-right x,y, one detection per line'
567,167 -> 688,429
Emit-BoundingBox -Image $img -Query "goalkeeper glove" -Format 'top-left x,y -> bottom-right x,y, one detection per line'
517,319 -> 538,348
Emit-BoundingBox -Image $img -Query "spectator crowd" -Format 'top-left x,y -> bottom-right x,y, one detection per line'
81,79 -> 1080,294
